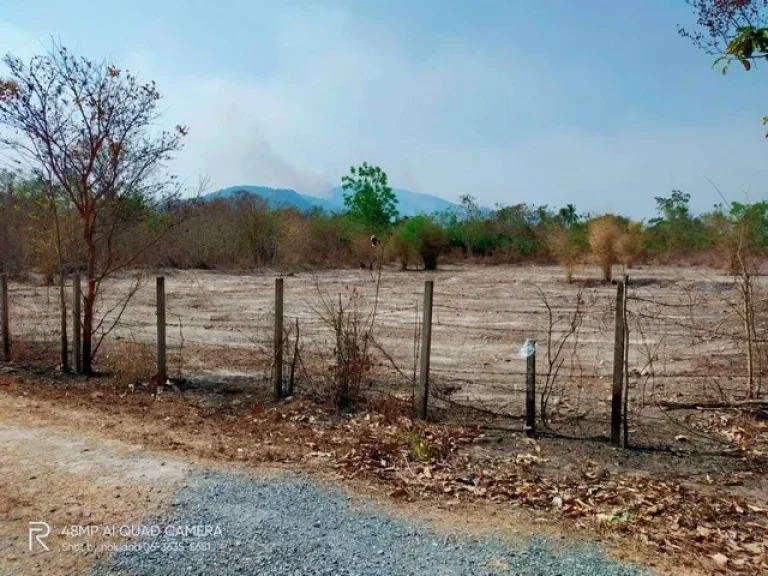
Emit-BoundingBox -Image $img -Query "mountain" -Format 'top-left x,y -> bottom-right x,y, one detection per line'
204,186 -> 338,213
204,185 -> 461,217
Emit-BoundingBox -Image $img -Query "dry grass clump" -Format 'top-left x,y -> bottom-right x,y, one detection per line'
616,224 -> 642,270
276,211 -> 311,266
101,340 -> 155,389
588,215 -> 622,282
384,234 -> 418,270
547,227 -> 579,283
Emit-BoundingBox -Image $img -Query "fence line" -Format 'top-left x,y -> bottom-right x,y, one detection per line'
0,270 -> 764,453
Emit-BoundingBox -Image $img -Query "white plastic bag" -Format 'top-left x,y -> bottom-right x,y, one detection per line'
518,339 -> 536,359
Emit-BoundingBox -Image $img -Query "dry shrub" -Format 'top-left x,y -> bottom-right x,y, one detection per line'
384,234 -> 418,270
102,340 -> 155,389
386,216 -> 448,271
10,339 -> 59,367
24,218 -> 59,285
303,218 -> 345,267
588,216 -> 622,282
308,285 -> 378,410
718,225 -> 764,276
440,246 -> 468,264
720,233 -> 742,275
616,227 -> 642,269
350,234 -> 378,270
368,394 -> 412,421
277,211 -> 311,266
547,227 -> 578,283
414,219 -> 448,271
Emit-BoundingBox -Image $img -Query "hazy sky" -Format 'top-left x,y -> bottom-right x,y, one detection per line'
2,0 -> 767,217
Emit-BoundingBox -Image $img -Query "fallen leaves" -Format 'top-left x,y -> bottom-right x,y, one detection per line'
4,377 -> 767,576
300,406 -> 768,575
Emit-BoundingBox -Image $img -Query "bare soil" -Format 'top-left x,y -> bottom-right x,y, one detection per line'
0,405 -> 188,575
6,264 -> 766,449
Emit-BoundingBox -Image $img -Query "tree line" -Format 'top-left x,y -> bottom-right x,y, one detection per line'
3,169 -> 768,281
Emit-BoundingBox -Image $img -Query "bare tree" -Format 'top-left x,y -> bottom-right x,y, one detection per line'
0,43 -> 188,373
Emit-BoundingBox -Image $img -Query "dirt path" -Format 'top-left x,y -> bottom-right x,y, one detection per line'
0,394 -> 649,576
0,409 -> 190,575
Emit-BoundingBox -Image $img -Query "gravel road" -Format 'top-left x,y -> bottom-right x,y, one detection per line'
91,470 -> 647,576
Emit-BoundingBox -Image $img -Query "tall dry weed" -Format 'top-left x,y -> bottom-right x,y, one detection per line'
547,227 -> 578,283
616,229 -> 641,270
588,216 -> 622,282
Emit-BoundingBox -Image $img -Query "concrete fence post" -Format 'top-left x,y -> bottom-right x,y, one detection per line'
273,277 -> 284,399
525,343 -> 537,438
156,276 -> 167,383
611,279 -> 626,447
417,280 -> 434,420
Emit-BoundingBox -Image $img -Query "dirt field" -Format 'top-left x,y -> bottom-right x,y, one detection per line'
5,263 -> 764,449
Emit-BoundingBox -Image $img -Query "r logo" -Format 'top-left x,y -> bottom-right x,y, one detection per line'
28,521 -> 50,552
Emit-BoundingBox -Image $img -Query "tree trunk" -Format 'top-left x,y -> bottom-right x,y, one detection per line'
602,263 -> 612,283
82,214 -> 97,375
82,278 -> 96,374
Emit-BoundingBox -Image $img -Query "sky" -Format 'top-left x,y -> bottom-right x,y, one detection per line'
1,0 -> 767,218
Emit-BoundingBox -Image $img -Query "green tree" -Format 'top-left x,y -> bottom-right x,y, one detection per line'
556,203 -> 580,228
341,163 -> 398,234
493,203 -> 542,262
646,190 -> 710,254
387,215 -> 447,270
680,0 -> 768,134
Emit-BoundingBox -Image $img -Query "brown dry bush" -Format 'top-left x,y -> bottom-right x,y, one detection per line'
303,218 -> 348,267
588,215 -> 622,282
101,341 -> 155,389
547,227 -> 579,283
384,234 -> 418,270
306,282 -> 380,410
234,194 -> 282,266
351,233 -> 379,270
277,211 -> 311,266
616,226 -> 642,270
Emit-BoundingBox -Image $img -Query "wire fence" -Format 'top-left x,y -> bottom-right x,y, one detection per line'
1,267 -> 765,454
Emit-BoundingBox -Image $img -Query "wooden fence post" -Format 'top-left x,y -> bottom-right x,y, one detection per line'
0,274 -> 9,362
525,342 -> 537,438
611,279 -> 626,447
622,275 -> 630,448
156,276 -> 167,383
73,274 -> 82,373
417,280 -> 434,420
273,277 -> 284,399
59,270 -> 69,373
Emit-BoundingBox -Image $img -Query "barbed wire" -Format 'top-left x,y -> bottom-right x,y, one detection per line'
3,271 -> 765,452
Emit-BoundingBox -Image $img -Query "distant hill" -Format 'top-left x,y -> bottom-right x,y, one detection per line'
204,185 -> 461,217
204,186 -> 338,213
